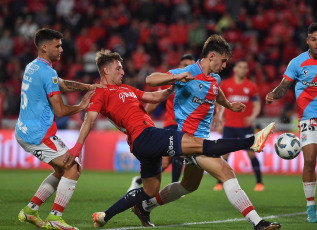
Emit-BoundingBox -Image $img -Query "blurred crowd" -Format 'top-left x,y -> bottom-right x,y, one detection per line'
0,0 -> 316,129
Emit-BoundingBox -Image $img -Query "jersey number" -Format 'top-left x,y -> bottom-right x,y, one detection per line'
21,82 -> 29,109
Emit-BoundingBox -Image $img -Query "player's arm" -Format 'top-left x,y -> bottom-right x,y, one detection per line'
141,85 -> 175,104
266,78 -> 292,104
64,111 -> 99,166
146,72 -> 194,86
212,102 -> 224,130
216,88 -> 246,112
245,98 -> 261,127
146,103 -> 160,115
49,90 -> 94,117
59,78 -> 104,92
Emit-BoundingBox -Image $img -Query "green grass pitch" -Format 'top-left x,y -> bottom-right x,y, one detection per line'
0,170 -> 314,229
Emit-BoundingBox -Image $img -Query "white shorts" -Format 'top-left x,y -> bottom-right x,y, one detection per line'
299,118 -> 317,147
15,133 -> 69,163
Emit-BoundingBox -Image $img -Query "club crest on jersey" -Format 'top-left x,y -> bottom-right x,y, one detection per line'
52,77 -> 58,84
243,87 -> 249,94
303,70 -> 308,76
119,92 -> 137,102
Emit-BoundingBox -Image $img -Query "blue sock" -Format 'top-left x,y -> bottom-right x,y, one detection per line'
104,188 -> 150,222
251,157 -> 262,183
171,156 -> 183,182
203,137 -> 254,157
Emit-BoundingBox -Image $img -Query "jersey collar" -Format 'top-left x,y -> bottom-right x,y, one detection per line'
36,57 -> 53,68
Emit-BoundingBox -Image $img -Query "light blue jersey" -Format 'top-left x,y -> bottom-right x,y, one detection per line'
283,50 -> 317,121
168,60 -> 221,138
15,57 -> 60,144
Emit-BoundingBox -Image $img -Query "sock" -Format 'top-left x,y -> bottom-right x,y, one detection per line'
303,181 -> 316,206
105,187 -> 150,222
50,177 -> 77,216
142,182 -> 190,212
171,156 -> 183,182
251,157 -> 262,184
28,173 -> 60,211
203,137 -> 254,157
223,178 -> 261,226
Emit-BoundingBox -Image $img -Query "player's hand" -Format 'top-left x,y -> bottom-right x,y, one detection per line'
63,151 -> 77,168
88,84 -> 106,90
230,102 -> 246,112
266,92 -> 274,104
244,116 -> 254,127
174,72 -> 194,83
80,91 -> 95,109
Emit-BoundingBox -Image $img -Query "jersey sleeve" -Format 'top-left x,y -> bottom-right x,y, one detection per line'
43,69 -> 60,97
283,59 -> 297,82
86,89 -> 105,113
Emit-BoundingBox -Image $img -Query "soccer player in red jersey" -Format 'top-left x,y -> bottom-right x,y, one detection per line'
68,49 -> 275,228
213,59 -> 264,192
127,54 -> 196,192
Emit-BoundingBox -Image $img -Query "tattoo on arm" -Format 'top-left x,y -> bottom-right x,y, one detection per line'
63,80 -> 85,91
272,79 -> 292,99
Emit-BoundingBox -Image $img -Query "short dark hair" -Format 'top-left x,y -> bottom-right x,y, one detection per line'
201,34 -> 231,58
180,54 -> 195,62
234,59 -> 248,66
34,28 -> 63,48
95,49 -> 123,73
308,22 -> 317,35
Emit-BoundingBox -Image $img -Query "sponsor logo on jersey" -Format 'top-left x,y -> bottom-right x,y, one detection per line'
228,95 -> 249,103
304,70 -> 308,75
199,84 -> 203,91
192,96 -> 215,105
52,77 -> 58,84
119,92 -> 137,102
302,80 -> 317,87
167,136 -> 175,156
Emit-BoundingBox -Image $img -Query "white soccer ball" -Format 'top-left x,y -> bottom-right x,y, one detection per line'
274,133 -> 302,160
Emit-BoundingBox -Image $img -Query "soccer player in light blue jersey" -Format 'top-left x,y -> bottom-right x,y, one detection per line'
16,28 -> 99,230
133,35 -> 280,230
266,22 -> 317,224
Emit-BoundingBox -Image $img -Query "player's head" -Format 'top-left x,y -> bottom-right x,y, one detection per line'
233,59 -> 249,79
201,34 -> 231,74
34,28 -> 63,62
179,54 -> 195,68
307,22 -> 317,58
96,49 -> 124,85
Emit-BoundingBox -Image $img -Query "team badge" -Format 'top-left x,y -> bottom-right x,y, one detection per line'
52,77 -> 58,84
303,70 -> 308,76
243,87 -> 249,94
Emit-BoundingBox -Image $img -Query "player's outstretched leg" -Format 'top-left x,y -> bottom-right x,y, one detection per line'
131,202 -> 155,227
307,205 -> 317,223
250,122 -> 275,152
127,176 -> 142,192
43,214 -> 79,230
92,212 -> 107,228
254,220 -> 281,230
18,206 -> 44,228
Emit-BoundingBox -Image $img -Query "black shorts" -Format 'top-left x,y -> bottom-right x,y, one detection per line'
132,127 -> 184,178
223,126 -> 254,150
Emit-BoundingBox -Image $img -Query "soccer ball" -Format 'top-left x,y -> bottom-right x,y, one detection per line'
274,133 -> 302,160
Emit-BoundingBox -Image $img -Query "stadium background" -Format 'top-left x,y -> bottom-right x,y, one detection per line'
0,0 -> 317,174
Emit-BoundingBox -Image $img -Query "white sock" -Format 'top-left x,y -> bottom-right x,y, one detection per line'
223,178 -> 262,226
28,173 -> 60,211
142,182 -> 190,212
51,177 -> 77,216
303,181 -> 316,206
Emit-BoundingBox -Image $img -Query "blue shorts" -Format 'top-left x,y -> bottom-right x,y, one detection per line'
164,124 -> 178,130
132,127 -> 184,178
223,126 -> 254,150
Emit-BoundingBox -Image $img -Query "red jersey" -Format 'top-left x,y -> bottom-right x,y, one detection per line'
221,77 -> 259,128
159,85 -> 177,127
87,84 -> 155,151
